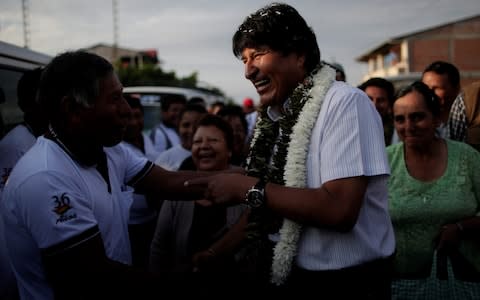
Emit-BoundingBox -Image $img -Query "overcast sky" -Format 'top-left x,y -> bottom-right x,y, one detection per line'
1,0 -> 479,105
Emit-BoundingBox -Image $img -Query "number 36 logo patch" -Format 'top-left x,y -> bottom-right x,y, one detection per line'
52,193 -> 77,224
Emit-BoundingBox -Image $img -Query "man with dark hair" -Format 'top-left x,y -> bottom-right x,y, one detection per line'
121,95 -> 160,269
0,51 -> 208,299
0,67 -> 47,197
358,77 -> 395,145
150,93 -> 186,153
331,62 -> 346,82
216,105 -> 249,166
187,3 -> 394,297
0,67 -> 46,300
422,60 -> 461,137
155,103 -> 207,171
0,67 -> 47,299
187,96 -> 207,108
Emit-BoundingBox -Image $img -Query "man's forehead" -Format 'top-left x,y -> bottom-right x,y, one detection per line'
99,74 -> 122,91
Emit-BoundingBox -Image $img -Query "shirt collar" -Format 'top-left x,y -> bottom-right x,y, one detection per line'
266,99 -> 291,122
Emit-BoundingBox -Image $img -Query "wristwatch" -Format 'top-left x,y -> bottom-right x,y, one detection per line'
245,179 -> 266,209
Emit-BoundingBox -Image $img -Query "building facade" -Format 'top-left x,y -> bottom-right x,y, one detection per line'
357,14 -> 480,89
84,43 -> 159,69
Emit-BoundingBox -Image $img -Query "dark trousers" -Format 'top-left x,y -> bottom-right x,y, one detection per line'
273,257 -> 393,299
128,218 -> 157,269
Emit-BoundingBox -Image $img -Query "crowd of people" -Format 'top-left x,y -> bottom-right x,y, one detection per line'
0,2 -> 479,300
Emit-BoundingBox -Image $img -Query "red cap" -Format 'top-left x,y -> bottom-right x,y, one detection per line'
243,98 -> 254,107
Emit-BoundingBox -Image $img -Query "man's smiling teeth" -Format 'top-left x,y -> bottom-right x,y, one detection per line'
255,79 -> 269,87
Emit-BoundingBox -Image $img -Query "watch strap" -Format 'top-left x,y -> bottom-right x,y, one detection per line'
254,178 -> 266,191
245,178 -> 267,208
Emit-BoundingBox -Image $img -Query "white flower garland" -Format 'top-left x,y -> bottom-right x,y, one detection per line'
270,65 -> 335,285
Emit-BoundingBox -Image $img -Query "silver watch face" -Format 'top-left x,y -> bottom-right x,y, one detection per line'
247,189 -> 264,208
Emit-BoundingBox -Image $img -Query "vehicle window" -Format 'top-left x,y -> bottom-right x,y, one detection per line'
0,68 -> 24,137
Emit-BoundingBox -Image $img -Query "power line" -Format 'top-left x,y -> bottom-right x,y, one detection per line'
21,0 -> 30,48
112,0 -> 118,60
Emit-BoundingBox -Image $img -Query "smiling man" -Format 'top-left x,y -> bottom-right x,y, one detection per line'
186,2 -> 395,297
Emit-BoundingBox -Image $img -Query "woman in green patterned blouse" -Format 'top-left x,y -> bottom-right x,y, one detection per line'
387,81 -> 480,281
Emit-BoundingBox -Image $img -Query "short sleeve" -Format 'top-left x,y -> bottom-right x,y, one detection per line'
111,143 -> 151,186
14,171 -> 98,249
319,87 -> 390,182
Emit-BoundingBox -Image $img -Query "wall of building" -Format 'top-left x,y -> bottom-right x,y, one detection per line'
359,16 -> 480,88
408,16 -> 480,87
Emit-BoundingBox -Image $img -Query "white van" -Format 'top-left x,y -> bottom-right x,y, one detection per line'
0,41 -> 51,138
123,86 -> 224,132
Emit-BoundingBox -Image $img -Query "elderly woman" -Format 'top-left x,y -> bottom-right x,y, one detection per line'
387,81 -> 480,289
149,114 -> 246,276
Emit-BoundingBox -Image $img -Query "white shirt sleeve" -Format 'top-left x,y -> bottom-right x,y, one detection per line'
317,85 -> 390,183
15,170 -> 99,249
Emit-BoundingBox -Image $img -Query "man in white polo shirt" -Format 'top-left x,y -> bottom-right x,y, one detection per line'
1,51 -> 208,299
0,66 -> 47,299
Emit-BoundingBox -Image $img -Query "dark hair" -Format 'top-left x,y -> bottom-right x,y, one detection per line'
17,67 -> 43,113
324,62 -> 346,81
195,114 -> 234,151
188,96 -> 206,107
216,104 -> 248,135
38,51 -> 113,122
161,94 -> 187,111
232,3 -> 320,73
395,81 -> 441,117
358,77 -> 395,106
179,103 -> 208,122
124,94 -> 143,113
422,61 -> 460,88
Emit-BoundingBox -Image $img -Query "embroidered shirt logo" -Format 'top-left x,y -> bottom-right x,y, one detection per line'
52,193 -> 77,224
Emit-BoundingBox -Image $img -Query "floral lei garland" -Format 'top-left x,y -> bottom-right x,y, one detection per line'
245,64 -> 335,285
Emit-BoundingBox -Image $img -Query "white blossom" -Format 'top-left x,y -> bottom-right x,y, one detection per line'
270,65 -> 336,285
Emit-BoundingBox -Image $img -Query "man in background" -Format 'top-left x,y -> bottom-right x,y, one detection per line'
449,80 -> 480,151
121,95 -> 160,269
155,103 -> 207,171
0,67 -> 48,197
331,62 -> 347,82
0,67 -> 48,299
150,94 -> 186,153
241,97 -> 258,145
422,61 -> 461,138
358,77 -> 395,146
242,97 -> 255,114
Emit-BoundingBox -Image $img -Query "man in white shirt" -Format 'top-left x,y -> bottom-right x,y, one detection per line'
155,103 -> 207,171
149,94 -> 186,153
0,51 -> 210,299
187,3 -> 394,297
0,67 -> 48,299
0,67 -> 47,197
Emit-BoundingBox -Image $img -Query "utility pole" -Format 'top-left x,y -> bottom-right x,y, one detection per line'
112,0 -> 118,62
21,0 -> 30,48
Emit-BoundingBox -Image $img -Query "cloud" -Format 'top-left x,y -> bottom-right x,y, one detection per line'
1,0 -> 478,103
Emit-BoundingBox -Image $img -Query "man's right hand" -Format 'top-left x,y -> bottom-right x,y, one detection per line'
184,173 -> 257,206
